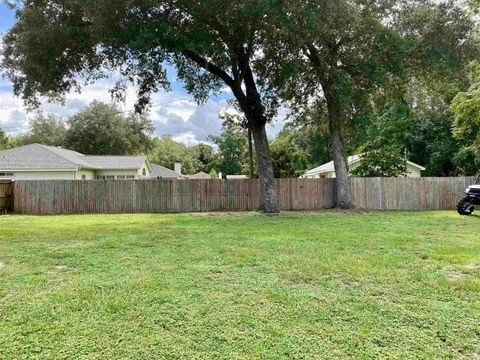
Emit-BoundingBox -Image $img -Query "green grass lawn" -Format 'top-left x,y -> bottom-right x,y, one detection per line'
1,211 -> 479,359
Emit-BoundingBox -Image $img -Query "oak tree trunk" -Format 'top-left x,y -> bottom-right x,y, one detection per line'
249,121 -> 279,213
247,128 -> 254,179
324,87 -> 354,209
229,63 -> 279,213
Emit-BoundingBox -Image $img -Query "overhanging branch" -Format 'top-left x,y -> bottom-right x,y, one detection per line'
182,50 -> 236,89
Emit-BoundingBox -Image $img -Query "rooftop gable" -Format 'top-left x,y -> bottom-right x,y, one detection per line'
304,155 -> 362,175
304,154 -> 425,175
150,164 -> 181,178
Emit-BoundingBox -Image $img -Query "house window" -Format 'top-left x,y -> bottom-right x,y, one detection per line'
81,175 -> 86,180
96,176 -> 105,180
126,175 -> 135,179
142,168 -> 146,176
106,175 -> 115,180
116,175 -> 126,180
0,172 -> 14,177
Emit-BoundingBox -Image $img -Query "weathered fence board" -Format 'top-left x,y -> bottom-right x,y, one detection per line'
0,180 -> 13,213
350,177 -> 475,210
12,177 -> 474,214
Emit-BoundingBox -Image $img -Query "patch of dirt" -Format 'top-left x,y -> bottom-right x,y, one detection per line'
465,263 -> 479,271
447,271 -> 467,280
55,265 -> 67,270
189,209 -> 372,217
328,208 -> 370,215
0,261 -> 4,268
190,212 -> 256,217
275,209 -> 370,216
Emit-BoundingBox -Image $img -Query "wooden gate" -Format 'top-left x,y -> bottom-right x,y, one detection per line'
0,180 -> 13,214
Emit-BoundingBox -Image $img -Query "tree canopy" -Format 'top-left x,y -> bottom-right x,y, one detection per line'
16,113 -> 66,147
148,136 -> 200,175
64,101 -> 154,155
451,61 -> 480,172
351,150 -> 408,178
208,121 -> 248,177
259,0 -> 477,207
0,129 -> 15,150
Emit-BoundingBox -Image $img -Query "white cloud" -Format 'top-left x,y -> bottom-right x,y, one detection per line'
266,107 -> 289,139
152,99 -> 197,123
3,109 -> 27,134
154,99 -> 227,143
0,78 -> 199,140
220,86 -> 233,94
0,89 -> 27,134
172,132 -> 201,146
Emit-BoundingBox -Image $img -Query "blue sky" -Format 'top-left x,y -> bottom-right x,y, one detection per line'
0,3 -> 283,145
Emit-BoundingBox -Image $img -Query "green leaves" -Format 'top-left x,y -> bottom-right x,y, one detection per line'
0,129 -> 15,150
451,61 -> 480,170
148,136 -> 202,175
16,113 -> 67,147
351,150 -> 407,177
64,101 -> 154,155
208,119 -> 248,176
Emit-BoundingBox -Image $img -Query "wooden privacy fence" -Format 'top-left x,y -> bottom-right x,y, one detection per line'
350,177 -> 475,210
12,177 -> 474,214
13,178 -> 335,214
0,180 -> 13,214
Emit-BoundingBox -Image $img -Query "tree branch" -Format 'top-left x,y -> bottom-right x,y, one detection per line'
304,44 -> 328,83
182,50 -> 236,89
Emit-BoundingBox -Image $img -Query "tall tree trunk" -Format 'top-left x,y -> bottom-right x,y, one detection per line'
324,87 -> 354,209
234,64 -> 279,214
247,128 -> 254,179
249,120 -> 279,213
181,50 -> 278,212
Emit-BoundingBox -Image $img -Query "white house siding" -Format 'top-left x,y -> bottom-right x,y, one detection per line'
94,169 -> 141,179
304,172 -> 334,179
74,170 -> 96,180
406,164 -> 421,178
5,170 -> 76,180
136,159 -> 151,177
94,160 -> 151,179
304,162 -> 422,178
0,168 -> 152,181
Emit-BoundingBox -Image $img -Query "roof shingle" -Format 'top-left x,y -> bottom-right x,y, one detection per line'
150,164 -> 181,178
84,155 -> 147,169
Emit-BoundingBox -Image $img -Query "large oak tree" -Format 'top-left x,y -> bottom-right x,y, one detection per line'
1,0 -> 280,212
262,0 -> 476,208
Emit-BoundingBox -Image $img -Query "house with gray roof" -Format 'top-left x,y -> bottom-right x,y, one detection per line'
0,143 -> 162,180
150,164 -> 181,179
300,154 -> 425,179
186,171 -> 211,179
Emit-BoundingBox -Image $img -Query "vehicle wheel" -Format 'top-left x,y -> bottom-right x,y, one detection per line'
457,198 -> 474,215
